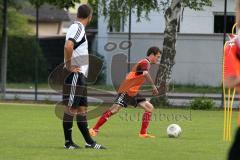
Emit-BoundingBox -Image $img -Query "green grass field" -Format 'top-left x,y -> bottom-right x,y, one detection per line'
0,103 -> 237,160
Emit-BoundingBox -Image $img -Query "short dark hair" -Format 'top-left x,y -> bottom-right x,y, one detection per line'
146,46 -> 161,56
77,4 -> 92,19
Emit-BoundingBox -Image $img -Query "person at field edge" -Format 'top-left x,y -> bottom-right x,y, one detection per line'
226,0 -> 240,159
62,4 -> 105,149
89,46 -> 161,138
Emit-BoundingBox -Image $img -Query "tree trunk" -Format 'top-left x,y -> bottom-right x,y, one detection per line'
0,0 -> 8,99
152,0 -> 182,105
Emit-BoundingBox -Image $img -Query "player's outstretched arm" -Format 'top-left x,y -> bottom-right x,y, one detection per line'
143,71 -> 159,95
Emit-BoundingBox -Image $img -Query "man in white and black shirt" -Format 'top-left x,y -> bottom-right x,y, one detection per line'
62,4 -> 105,150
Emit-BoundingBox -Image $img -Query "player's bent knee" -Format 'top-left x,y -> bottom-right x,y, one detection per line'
145,101 -> 154,112
147,107 -> 153,113
145,107 -> 153,113
148,104 -> 154,112
111,107 -> 121,115
110,104 -> 122,115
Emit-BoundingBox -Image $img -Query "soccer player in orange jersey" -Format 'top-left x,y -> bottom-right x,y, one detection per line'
225,43 -> 240,160
89,46 -> 161,138
226,1 -> 240,159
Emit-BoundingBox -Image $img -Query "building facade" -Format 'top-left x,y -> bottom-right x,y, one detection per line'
97,0 -> 236,86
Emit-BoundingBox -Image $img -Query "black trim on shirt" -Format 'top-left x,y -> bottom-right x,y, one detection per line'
145,58 -> 151,63
73,34 -> 86,50
68,38 -> 77,45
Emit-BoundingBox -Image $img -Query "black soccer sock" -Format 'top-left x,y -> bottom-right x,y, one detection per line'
76,114 -> 95,144
63,112 -> 74,143
228,127 -> 240,160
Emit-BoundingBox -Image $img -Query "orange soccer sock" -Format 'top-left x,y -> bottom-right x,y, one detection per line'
140,111 -> 152,134
93,110 -> 113,131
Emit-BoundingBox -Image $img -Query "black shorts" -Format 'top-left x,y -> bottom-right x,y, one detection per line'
114,93 -> 146,107
63,71 -> 88,108
228,127 -> 240,160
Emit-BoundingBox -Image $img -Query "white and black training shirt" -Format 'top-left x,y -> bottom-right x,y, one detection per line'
65,21 -> 89,77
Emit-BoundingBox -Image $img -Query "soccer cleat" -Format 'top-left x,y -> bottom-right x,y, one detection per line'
139,133 -> 156,138
85,142 -> 106,149
64,142 -> 81,149
89,128 -> 99,137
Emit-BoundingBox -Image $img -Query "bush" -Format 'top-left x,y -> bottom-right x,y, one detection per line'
189,97 -> 215,110
0,35 -> 48,83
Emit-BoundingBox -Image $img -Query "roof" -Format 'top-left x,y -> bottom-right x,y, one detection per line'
21,4 -> 70,22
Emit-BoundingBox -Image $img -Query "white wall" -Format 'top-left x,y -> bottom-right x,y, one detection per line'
180,0 -> 235,33
102,33 -> 223,86
97,0 -> 234,86
123,11 -> 165,33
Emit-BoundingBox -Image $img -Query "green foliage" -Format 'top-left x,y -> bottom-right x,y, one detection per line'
0,7 -> 32,36
98,0 -> 213,31
0,0 -> 20,8
189,97 -> 215,110
88,0 -> 98,29
8,8 -> 33,35
182,0 -> 212,10
0,0 -> 81,10
28,0 -> 81,8
0,35 -> 48,82
98,0 -> 160,31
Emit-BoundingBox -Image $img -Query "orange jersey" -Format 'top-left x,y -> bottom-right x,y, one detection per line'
224,42 -> 240,79
224,39 -> 240,127
118,58 -> 151,96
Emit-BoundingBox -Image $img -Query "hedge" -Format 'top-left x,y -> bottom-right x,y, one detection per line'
0,35 -> 48,83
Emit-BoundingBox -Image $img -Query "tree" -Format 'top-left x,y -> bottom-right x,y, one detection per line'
0,9 -> 32,36
0,0 -> 28,98
0,0 -> 8,99
98,0 -> 212,104
155,0 -> 212,105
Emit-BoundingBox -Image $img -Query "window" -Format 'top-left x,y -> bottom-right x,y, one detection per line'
214,14 -> 235,33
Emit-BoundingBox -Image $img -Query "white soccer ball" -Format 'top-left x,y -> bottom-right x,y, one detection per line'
167,124 -> 182,138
